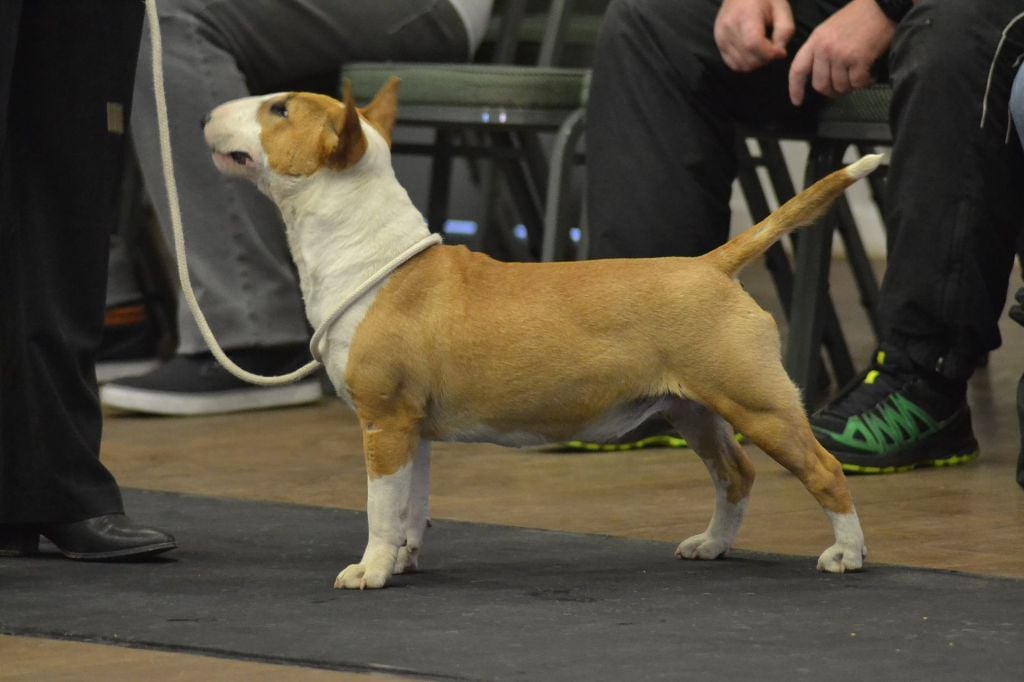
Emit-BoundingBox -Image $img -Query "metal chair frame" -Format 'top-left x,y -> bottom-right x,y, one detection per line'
348,0 -> 603,261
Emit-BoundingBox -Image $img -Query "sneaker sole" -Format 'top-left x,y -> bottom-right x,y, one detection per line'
556,433 -> 745,453
840,449 -> 979,475
559,434 -> 690,452
96,358 -> 162,384
100,380 -> 323,416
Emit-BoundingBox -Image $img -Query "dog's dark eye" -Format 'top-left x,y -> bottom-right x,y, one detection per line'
270,101 -> 288,118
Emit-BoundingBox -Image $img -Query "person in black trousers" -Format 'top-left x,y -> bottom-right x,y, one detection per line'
586,0 -> 1024,473
0,0 -> 176,558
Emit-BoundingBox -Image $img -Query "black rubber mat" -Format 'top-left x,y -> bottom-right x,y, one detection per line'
2,489 -> 1022,681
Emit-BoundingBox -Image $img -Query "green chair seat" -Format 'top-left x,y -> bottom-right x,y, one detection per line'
345,62 -> 590,127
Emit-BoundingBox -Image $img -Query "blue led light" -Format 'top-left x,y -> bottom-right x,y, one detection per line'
443,219 -> 478,236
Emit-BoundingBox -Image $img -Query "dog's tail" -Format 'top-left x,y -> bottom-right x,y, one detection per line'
702,154 -> 883,278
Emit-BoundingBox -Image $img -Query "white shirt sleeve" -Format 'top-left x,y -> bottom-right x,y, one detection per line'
446,0 -> 495,57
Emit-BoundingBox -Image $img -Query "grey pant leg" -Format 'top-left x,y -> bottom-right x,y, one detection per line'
132,0 -> 468,354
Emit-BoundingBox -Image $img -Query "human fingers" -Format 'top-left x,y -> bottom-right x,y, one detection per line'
810,46 -> 838,99
848,62 -> 875,91
788,41 -> 812,105
716,0 -> 787,72
739,20 -> 786,70
769,0 -> 795,52
831,60 -> 851,98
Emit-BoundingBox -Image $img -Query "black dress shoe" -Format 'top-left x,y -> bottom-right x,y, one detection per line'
0,513 -> 176,560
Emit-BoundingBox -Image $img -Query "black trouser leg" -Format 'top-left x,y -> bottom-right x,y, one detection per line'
879,0 -> 1024,378
0,1 -> 144,523
586,0 -> 842,259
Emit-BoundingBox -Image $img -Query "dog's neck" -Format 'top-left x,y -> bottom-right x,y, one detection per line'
265,127 -> 432,331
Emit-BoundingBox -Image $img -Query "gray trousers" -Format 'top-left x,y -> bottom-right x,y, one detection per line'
117,0 -> 469,353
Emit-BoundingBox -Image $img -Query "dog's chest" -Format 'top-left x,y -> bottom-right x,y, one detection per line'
307,280 -> 389,406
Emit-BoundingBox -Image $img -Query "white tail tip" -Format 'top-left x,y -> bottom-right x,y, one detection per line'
845,153 -> 885,180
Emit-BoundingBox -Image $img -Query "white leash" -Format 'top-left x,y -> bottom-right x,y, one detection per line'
144,0 -> 440,386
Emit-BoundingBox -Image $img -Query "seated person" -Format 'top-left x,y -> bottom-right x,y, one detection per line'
99,0 -> 493,415
584,0 -> 1024,472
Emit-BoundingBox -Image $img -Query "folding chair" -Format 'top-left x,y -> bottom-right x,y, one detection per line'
783,85 -> 892,404
345,0 -> 608,261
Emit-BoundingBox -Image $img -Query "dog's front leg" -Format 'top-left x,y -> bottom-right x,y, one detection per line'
335,465 -> 411,589
393,440 -> 431,575
335,420 -> 419,590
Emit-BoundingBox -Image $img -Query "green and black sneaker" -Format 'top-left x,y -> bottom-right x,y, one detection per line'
810,350 -> 979,474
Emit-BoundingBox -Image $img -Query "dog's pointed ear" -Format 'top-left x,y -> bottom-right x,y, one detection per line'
328,79 -> 368,169
360,76 -> 400,147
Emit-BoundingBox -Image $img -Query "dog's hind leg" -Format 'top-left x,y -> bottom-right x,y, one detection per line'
335,416 -> 421,590
393,440 -> 431,575
665,400 -> 755,561
704,384 -> 866,573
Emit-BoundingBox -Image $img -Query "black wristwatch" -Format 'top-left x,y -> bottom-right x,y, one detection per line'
874,0 -> 913,22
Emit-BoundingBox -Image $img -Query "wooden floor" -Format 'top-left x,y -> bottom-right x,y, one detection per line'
7,259 -> 1024,679
0,635 -> 401,682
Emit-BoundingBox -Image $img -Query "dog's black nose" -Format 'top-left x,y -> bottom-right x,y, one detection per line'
200,112 -> 211,130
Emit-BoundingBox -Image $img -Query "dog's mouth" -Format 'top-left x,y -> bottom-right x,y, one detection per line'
210,148 -> 257,176
215,150 -> 253,166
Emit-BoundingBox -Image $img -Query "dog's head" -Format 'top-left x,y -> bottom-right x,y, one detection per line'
203,77 -> 400,191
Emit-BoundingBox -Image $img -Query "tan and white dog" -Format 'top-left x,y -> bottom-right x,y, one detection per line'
203,78 -> 875,590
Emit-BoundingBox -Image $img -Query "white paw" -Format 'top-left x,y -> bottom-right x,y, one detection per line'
675,533 -> 730,560
816,542 -> 867,574
393,546 -> 419,574
334,562 -> 390,590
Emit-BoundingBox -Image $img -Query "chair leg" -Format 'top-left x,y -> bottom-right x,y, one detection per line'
426,129 -> 454,233
541,108 -> 585,262
736,138 -> 839,394
735,139 -> 800,306
489,131 -> 545,260
513,132 -> 548,258
518,131 -> 550,205
757,137 -> 798,201
576,193 -> 590,260
478,155 -> 512,259
856,144 -> 887,215
785,143 -> 848,405
835,195 -> 881,336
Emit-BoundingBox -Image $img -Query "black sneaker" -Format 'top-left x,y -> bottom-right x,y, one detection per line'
96,301 -> 161,383
99,344 -> 323,416
811,350 -> 979,474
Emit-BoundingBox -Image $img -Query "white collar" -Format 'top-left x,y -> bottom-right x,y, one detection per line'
308,233 -> 442,364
